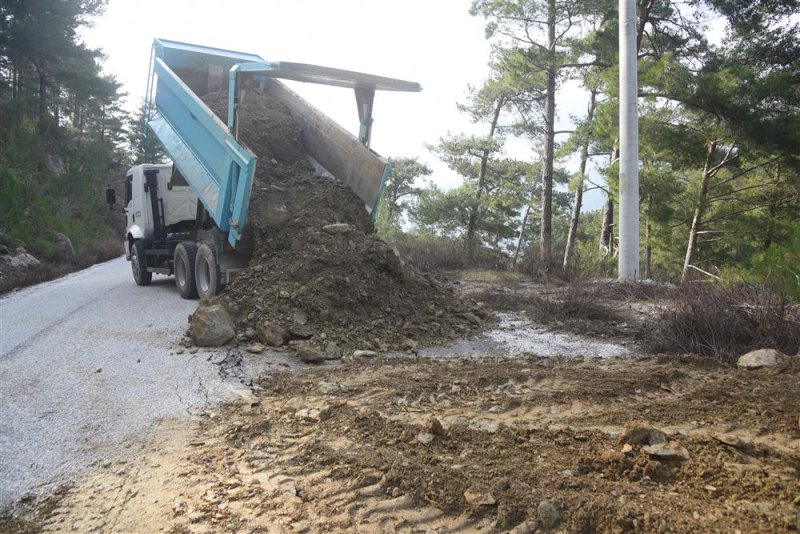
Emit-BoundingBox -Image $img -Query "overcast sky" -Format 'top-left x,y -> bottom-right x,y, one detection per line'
82,0 -> 603,207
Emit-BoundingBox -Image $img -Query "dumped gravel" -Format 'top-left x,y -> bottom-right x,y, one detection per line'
201,87 -> 487,354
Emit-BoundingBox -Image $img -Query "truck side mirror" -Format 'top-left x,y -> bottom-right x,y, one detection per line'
106,187 -> 116,209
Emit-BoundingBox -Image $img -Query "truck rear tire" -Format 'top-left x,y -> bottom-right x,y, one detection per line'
131,240 -> 152,286
174,242 -> 198,299
195,242 -> 221,299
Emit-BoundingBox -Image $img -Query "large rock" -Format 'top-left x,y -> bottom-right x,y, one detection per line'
189,303 -> 235,347
737,349 -> 789,372
1,248 -> 40,269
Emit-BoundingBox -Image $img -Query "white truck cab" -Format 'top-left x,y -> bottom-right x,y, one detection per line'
123,164 -> 197,259
113,163 -> 251,299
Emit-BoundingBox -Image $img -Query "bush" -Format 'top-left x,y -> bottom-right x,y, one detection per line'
391,234 -> 506,272
644,283 -> 800,363
526,284 -> 617,324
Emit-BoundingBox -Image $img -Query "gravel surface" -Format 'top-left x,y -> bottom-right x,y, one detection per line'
0,257 -> 268,507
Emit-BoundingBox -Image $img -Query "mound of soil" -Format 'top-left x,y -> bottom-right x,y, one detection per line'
201,88 -> 487,354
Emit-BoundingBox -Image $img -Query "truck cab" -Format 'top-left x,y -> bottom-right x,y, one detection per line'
123,164 -> 197,259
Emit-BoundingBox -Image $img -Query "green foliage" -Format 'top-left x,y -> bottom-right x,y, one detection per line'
0,0 -> 128,261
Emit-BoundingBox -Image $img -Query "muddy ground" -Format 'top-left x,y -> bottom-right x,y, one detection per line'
5,276 -> 798,533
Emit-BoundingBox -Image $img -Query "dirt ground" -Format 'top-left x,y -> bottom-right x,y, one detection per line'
13,353 -> 798,533
3,277 -> 799,533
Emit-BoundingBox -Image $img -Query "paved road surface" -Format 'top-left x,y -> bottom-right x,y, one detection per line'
0,257 -> 258,507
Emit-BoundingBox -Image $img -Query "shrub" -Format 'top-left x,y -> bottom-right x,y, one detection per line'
644,283 -> 800,363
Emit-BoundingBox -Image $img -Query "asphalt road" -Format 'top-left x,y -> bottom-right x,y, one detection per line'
0,257 -> 260,507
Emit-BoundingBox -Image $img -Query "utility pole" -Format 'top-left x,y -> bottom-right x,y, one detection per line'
618,0 -> 640,281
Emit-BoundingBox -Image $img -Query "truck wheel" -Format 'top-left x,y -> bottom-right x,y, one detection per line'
174,242 -> 198,299
131,240 -> 152,286
195,242 -> 221,299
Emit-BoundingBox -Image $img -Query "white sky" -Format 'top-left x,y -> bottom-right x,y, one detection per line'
82,0 -> 602,208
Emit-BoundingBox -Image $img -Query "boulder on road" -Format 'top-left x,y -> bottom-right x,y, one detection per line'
189,302 -> 235,347
737,348 -> 788,372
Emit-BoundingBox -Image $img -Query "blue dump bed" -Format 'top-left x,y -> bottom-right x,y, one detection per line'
145,39 -> 421,247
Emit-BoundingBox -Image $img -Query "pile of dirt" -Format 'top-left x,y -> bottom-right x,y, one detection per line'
201,88 -> 488,354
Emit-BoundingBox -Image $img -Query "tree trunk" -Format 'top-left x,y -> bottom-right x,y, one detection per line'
538,0 -> 557,273
600,146 -> 618,255
562,88 -> 597,274
681,140 -> 717,284
644,193 -> 652,279
465,99 -> 503,258
513,200 -> 533,268
36,65 -> 47,126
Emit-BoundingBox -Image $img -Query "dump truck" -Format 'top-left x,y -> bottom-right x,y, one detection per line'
109,39 -> 420,299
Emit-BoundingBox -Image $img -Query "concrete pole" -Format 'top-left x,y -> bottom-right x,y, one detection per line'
618,0 -> 640,281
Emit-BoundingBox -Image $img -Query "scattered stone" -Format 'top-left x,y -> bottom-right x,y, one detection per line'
353,350 -> 379,358
296,406 -> 331,422
495,478 -> 511,491
715,434 -> 746,448
245,343 -> 265,354
426,417 -> 445,436
325,342 -> 341,360
188,347 -> 199,355
189,302 -> 235,347
621,426 -> 668,446
258,321 -> 287,347
643,441 -> 690,461
464,486 -> 496,506
288,323 -> 314,339
402,338 -> 418,351
643,460 -> 673,483
296,346 -> 325,364
322,223 -> 351,235
537,500 -> 562,530
416,432 -> 435,445
460,312 -> 482,326
263,203 -> 290,226
737,349 -> 788,372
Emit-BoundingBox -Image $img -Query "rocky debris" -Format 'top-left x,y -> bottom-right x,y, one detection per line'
714,434 -> 746,448
426,417 -> 445,436
737,348 -> 789,372
537,500 -> 562,530
296,345 -> 325,364
353,350 -> 379,359
621,426 -> 668,447
324,342 -> 341,360
189,301 -> 235,347
416,432 -> 435,445
642,441 -> 690,461
244,343 -> 264,354
258,322 -> 287,347
263,203 -> 291,226
200,89 -> 486,356
321,223 -> 351,235
463,486 -> 496,506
